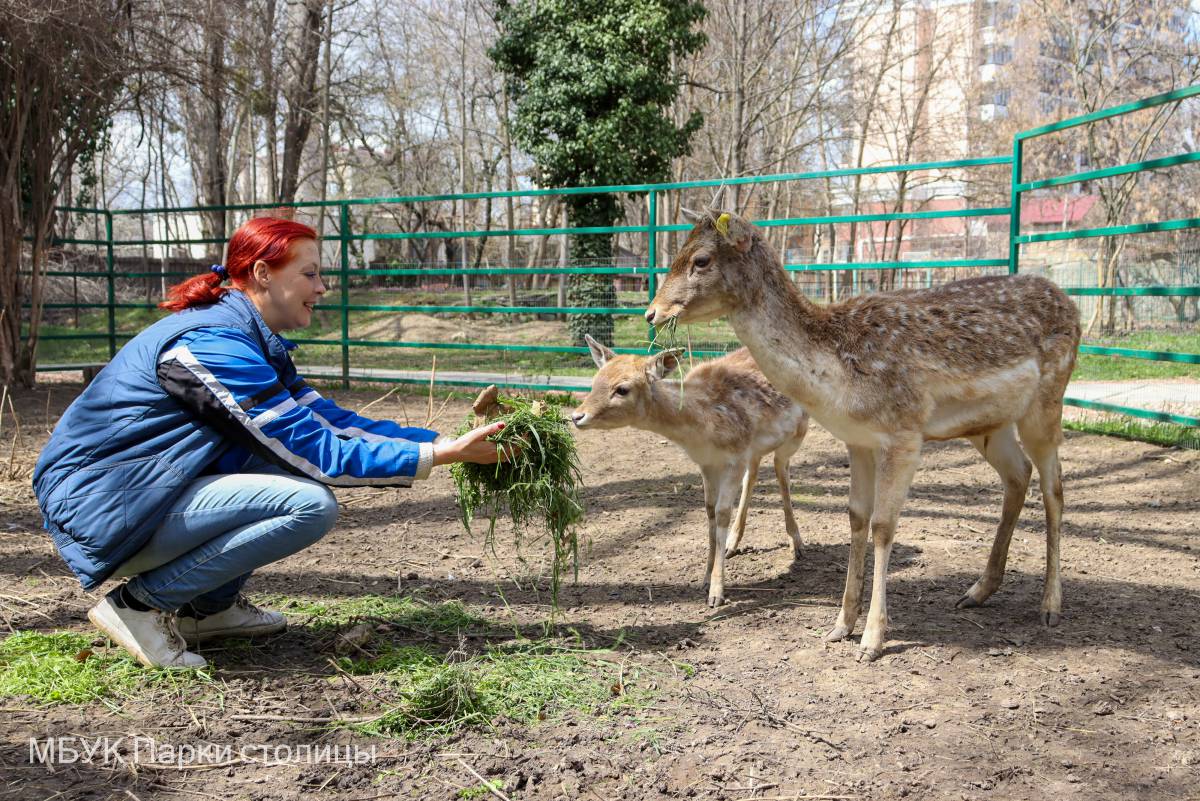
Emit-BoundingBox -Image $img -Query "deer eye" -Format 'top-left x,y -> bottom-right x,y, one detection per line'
692,254 -> 710,269
614,385 -> 630,397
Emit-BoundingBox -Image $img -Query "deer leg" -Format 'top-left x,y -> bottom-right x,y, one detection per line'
825,445 -> 875,643
957,425 -> 1032,609
1019,421 -> 1065,627
726,455 -> 762,558
709,467 -> 743,607
858,439 -> 922,663
700,469 -> 718,598
773,444 -> 803,559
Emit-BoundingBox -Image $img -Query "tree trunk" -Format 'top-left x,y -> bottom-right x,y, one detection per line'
565,195 -> 616,347
263,0 -> 279,203
200,6 -> 228,243
556,204 -> 568,308
502,92 -> 518,305
278,0 -> 323,204
316,0 -> 334,238
527,196 -> 556,283
0,195 -> 24,385
846,0 -> 901,295
458,9 -> 471,308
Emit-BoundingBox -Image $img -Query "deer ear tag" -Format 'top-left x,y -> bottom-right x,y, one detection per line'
714,213 -> 731,239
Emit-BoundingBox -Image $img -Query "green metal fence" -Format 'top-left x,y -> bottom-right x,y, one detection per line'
1011,84 -> 1200,431
22,87 -> 1200,437
30,155 -> 1014,386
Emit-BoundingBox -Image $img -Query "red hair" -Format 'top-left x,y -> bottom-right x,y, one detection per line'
160,217 -> 318,311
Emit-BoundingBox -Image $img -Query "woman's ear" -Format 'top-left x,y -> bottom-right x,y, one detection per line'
251,259 -> 271,286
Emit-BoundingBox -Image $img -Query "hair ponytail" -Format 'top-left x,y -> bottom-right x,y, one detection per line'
159,271 -> 226,311
159,217 -> 318,312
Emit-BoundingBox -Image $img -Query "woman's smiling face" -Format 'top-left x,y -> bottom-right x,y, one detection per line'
249,238 -> 326,333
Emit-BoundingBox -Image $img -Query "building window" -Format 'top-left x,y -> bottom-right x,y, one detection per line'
978,0 -> 1015,28
978,44 -> 1013,66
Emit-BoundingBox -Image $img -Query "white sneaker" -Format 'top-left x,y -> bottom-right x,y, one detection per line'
88,595 -> 207,670
177,595 -> 287,645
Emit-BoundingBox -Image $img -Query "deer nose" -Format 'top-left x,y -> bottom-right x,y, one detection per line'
570,412 -> 587,427
644,308 -> 656,324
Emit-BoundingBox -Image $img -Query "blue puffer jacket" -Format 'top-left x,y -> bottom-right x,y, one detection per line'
34,290 -> 438,590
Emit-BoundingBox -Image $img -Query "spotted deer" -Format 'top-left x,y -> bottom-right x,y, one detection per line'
571,335 -> 810,607
645,210 -> 1081,661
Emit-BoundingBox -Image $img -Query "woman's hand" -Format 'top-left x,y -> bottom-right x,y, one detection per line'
432,421 -> 520,466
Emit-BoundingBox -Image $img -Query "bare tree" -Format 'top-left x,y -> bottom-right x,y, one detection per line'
1010,0 -> 1200,334
278,0 -> 326,204
853,0 -> 976,290
0,0 -> 131,386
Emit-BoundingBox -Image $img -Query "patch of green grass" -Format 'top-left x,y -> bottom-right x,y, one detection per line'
1065,416 -> 1200,449
259,593 -> 486,635
0,630 -> 194,705
38,306 -> 168,365
338,644 -> 440,675
343,639 -> 659,740
1075,331 -> 1200,381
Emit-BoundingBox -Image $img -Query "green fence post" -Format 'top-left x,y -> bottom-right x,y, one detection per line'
339,203 -> 350,389
647,189 -> 657,345
1008,137 -> 1022,275
105,211 -> 116,359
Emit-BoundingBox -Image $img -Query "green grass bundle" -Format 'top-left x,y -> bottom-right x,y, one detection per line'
0,631 -> 177,704
449,396 -> 584,602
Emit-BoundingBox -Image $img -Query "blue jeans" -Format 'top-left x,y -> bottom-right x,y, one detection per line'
115,460 -> 338,613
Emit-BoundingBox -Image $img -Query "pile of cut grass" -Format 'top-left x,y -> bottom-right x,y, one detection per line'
345,639 -> 655,739
286,595 -> 665,739
263,593 -> 485,635
0,630 -> 187,705
449,396 -> 584,602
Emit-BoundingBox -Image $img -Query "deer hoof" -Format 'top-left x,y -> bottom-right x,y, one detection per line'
857,644 -> 884,663
955,593 -> 982,609
707,591 -> 725,608
723,547 -> 738,559
824,624 -> 852,642
1042,611 -> 1061,628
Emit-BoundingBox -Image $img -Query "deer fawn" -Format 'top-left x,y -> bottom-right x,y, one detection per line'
645,210 -> 1081,661
571,336 -> 810,607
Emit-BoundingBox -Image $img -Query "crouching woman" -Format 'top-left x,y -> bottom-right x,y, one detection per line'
33,216 -> 507,669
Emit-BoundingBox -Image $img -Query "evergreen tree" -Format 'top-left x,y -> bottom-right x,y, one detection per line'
490,0 -> 705,346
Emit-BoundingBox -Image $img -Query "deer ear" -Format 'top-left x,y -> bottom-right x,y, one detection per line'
646,348 -> 685,380
716,212 -> 755,254
584,334 -> 615,368
680,207 -> 704,224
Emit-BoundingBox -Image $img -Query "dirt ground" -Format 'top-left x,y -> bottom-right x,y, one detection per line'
1,381 -> 1198,801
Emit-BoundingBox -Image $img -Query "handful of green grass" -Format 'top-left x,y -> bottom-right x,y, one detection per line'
449,396 -> 584,602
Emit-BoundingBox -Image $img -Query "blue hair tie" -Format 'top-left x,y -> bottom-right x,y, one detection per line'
210,263 -> 229,281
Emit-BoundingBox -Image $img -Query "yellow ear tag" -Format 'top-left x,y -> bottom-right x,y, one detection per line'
714,213 -> 731,239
